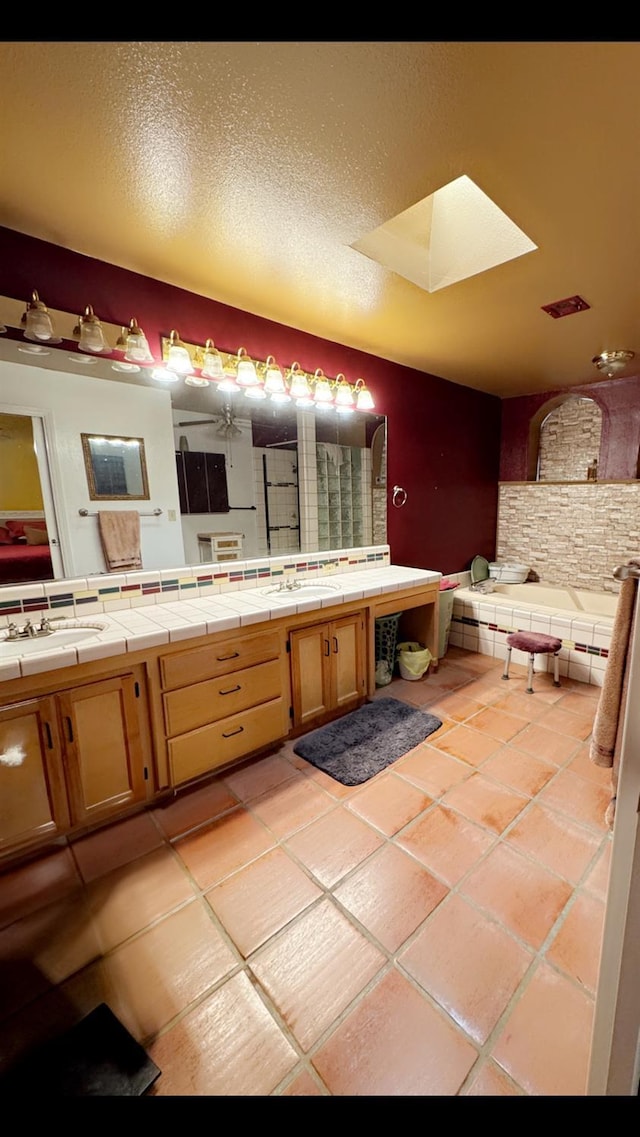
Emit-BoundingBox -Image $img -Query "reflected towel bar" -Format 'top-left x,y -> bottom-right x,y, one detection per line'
78,508 -> 162,517
613,564 -> 640,581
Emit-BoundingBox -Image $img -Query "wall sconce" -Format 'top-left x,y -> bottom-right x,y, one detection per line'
288,362 -> 312,404
165,330 -> 194,376
117,317 -> 154,363
354,378 -> 375,410
73,305 -> 112,354
235,346 -> 260,388
313,369 -> 334,408
334,374 -> 355,413
21,290 -> 60,342
200,339 -> 226,381
263,356 -> 289,401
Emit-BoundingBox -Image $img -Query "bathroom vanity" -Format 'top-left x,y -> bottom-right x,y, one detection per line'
0,562 -> 440,864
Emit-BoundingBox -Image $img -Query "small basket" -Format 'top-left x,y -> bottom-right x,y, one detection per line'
374,613 -> 402,685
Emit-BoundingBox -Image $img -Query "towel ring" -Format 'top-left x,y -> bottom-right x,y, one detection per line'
392,485 -> 408,508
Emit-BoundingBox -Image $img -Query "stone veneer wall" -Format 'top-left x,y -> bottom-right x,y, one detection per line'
372,488 -> 386,545
496,482 -> 640,592
538,397 -> 602,482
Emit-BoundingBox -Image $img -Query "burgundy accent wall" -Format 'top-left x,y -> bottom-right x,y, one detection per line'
501,377 -> 640,482
0,226 -> 501,573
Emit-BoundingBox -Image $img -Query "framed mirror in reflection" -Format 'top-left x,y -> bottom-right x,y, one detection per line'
81,433 -> 150,501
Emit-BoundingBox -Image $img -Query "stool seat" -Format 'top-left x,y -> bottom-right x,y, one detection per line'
503,631 -> 562,693
506,631 -> 562,654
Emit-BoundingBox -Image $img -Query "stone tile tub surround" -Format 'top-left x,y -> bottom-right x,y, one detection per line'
447,572 -> 614,688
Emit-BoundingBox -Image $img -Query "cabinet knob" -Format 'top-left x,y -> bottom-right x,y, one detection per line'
0,744 -> 26,767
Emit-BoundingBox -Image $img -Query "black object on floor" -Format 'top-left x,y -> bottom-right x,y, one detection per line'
1,1003 -> 161,1096
293,696 -> 442,785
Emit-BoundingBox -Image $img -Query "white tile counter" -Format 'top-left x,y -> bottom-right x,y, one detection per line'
0,565 -> 441,681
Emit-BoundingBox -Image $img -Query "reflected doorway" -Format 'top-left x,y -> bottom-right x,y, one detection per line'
0,410 -> 64,585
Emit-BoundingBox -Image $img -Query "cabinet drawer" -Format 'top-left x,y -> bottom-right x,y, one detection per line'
168,697 -> 286,785
163,658 -> 282,737
160,630 -> 280,691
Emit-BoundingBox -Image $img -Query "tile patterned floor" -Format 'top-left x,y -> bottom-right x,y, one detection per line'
0,647 -> 613,1096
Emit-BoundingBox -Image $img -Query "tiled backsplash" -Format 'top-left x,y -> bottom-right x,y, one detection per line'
0,545 -> 391,626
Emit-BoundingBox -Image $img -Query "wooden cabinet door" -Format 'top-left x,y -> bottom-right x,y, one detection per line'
290,622 -> 332,730
0,696 -> 70,854
330,613 -> 365,711
58,674 -> 147,827
290,613 -> 365,730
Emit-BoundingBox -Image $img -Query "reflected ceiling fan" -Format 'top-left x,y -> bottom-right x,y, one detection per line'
177,404 -> 243,439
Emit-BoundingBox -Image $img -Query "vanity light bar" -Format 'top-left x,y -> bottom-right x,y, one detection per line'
160,336 -> 375,410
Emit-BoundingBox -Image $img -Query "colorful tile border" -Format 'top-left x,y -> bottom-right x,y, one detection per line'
0,546 -> 391,622
451,613 -> 610,660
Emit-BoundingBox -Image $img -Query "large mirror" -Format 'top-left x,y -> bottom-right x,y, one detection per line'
0,339 -> 387,586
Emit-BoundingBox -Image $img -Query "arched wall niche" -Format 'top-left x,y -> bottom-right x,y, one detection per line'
527,393 -> 606,481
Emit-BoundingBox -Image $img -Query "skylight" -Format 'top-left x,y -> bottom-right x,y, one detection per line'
351,174 -> 537,292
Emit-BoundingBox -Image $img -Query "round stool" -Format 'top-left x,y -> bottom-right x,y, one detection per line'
502,631 -> 562,693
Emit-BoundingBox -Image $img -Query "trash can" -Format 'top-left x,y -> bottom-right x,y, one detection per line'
396,641 -> 432,681
438,580 -> 459,659
374,612 -> 402,686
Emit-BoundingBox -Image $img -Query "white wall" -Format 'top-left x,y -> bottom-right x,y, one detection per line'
0,357 -> 185,576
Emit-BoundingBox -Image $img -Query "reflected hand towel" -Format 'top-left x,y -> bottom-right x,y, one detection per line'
98,510 -> 142,572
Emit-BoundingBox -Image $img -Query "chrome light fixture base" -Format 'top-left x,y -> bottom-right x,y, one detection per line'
592,350 -> 635,378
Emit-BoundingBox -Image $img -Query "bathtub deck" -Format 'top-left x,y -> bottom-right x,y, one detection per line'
451,585 -> 613,686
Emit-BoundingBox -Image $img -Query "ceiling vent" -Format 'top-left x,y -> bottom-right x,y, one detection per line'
541,295 -> 590,319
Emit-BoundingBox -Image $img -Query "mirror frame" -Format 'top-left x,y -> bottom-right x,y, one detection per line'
81,432 -> 150,502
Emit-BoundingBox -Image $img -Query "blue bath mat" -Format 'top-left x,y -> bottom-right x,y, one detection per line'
293,697 -> 442,785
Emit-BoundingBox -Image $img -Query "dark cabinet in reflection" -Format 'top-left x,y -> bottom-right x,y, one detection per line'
175,451 -> 230,514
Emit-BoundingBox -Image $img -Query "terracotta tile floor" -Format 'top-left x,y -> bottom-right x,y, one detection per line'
0,647 -> 613,1096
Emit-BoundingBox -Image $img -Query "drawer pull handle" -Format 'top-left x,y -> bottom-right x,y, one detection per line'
219,684 -> 241,696
324,638 -> 330,656
333,636 -> 338,653
65,716 -> 74,743
222,726 -> 244,738
217,651 -> 240,661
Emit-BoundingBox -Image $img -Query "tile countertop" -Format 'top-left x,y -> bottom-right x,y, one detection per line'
0,566 -> 441,682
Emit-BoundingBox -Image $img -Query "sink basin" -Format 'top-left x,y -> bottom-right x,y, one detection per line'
0,623 -> 107,656
262,583 -> 342,601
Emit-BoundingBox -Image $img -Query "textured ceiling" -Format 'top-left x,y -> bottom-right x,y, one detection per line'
1,40 -> 639,398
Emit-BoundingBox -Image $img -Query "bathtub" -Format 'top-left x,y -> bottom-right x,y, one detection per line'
450,579 -> 618,686
480,581 -> 619,619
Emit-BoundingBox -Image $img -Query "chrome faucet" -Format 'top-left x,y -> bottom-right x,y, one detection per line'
4,617 -> 54,640
277,579 -> 301,592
